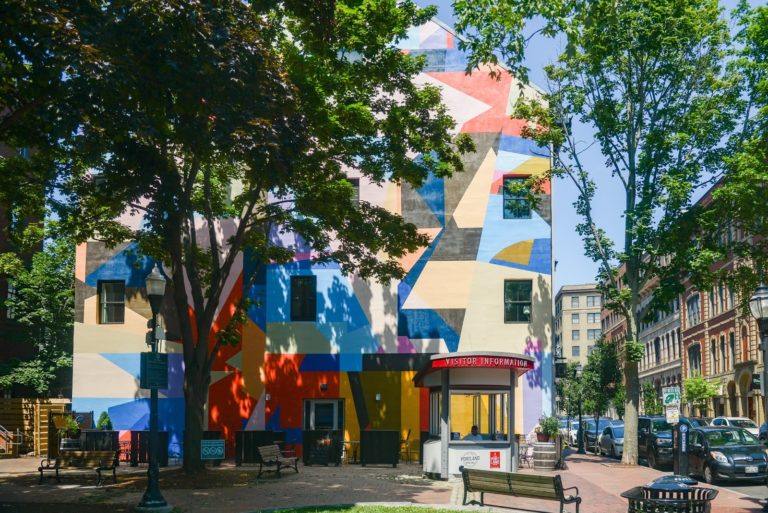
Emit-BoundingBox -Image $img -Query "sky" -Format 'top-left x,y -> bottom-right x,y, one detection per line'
418,0 -> 749,293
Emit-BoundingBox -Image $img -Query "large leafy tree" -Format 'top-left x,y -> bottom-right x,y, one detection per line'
454,0 -> 738,464
582,340 -> 622,451
4,0 -> 472,473
0,230 -> 74,396
665,3 -> 768,302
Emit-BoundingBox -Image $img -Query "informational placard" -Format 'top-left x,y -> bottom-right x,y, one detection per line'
662,386 -> 681,407
140,352 -> 168,389
665,405 -> 680,425
201,439 -> 225,460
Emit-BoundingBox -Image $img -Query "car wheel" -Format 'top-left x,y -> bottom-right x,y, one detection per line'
648,450 -> 658,469
703,464 -> 717,485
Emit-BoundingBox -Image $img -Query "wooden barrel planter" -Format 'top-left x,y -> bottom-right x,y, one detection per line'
533,442 -> 557,470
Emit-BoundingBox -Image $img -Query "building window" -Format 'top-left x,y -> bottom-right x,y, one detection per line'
720,335 -> 727,370
587,345 -> 595,356
572,329 -> 581,341
572,345 -> 580,357
571,296 -> 580,308
686,295 -> 700,327
4,282 -> 16,320
502,177 -> 531,219
291,276 -> 317,321
587,329 -> 601,340
688,344 -> 701,376
99,281 -> 126,324
587,312 -> 599,323
586,295 -> 600,307
504,280 -> 532,322
710,339 -> 717,374
571,313 -> 580,324
346,177 -> 360,204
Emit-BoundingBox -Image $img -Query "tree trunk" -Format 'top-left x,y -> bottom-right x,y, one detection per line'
622,360 -> 640,465
183,373 -> 208,474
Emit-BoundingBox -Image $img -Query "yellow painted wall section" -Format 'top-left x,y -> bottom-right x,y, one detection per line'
400,371 -> 419,457
340,373 -> 360,442
360,372 -> 401,430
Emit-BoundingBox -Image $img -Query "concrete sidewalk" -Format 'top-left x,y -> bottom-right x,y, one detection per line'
0,452 -> 765,512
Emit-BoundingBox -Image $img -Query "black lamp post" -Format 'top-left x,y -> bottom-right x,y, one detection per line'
575,364 -> 586,455
136,265 -> 171,513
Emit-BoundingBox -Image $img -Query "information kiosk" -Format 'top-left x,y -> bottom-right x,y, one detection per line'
413,352 -> 535,479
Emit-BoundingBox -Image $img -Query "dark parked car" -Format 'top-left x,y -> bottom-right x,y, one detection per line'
688,427 -> 768,484
638,416 -> 674,469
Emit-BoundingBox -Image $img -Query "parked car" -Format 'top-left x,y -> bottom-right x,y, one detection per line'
598,424 -> 624,458
686,417 -> 710,427
558,418 -> 574,439
687,427 -> 768,484
638,416 -> 674,469
568,420 -> 580,446
711,417 -> 760,437
583,419 -> 618,451
759,422 -> 767,441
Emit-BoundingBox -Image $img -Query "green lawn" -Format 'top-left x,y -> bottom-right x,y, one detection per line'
257,507 -> 466,513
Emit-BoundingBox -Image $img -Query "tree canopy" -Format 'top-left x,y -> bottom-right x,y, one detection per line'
2,0 -> 472,473
455,0 -> 738,465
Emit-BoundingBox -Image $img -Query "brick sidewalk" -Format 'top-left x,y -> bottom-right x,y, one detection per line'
0,452 -> 765,512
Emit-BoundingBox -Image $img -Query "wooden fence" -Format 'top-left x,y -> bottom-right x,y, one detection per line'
0,398 -> 70,456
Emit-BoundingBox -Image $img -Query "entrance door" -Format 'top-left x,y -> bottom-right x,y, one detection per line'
305,400 -> 344,430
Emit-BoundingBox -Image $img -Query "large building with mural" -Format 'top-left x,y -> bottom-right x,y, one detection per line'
71,19 -> 554,459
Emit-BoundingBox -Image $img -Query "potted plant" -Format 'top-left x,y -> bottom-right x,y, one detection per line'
58,416 -> 81,450
537,415 -> 560,442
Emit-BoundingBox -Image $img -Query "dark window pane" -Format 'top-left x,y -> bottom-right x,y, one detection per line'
99,281 -> 125,324
504,280 -> 532,323
502,177 -> 531,219
291,276 -> 317,321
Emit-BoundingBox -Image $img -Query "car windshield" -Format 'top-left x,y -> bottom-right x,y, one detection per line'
689,419 -> 707,427
585,420 -> 613,431
559,420 -> 570,429
652,420 -> 673,432
613,427 -> 624,438
705,429 -> 759,447
731,419 -> 757,428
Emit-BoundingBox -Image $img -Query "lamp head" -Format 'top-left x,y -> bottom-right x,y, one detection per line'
145,264 -> 166,299
749,284 -> 768,321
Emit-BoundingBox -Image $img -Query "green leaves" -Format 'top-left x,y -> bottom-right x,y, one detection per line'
683,375 -> 719,409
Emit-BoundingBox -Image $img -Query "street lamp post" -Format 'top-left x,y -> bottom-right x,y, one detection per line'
575,364 -> 585,455
749,284 -> 768,420
136,265 -> 171,513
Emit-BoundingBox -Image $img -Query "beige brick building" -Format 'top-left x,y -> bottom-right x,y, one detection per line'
554,284 -> 602,366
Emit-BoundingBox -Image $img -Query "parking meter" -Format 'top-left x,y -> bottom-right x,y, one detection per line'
674,423 -> 689,477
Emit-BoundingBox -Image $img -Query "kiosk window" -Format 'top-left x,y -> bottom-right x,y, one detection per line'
449,391 -> 509,441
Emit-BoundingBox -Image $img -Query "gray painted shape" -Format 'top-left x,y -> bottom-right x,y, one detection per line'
429,217 -> 481,261
431,309 -> 466,337
534,192 -> 552,225
402,184 -> 442,229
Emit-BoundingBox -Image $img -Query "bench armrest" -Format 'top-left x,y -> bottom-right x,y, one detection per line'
563,485 -> 579,496
39,458 -> 56,469
281,449 -> 297,457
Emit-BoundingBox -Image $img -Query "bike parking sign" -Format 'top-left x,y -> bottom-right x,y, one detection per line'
662,386 -> 681,407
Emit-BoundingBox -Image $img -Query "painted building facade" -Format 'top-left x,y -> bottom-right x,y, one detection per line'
70,19 -> 554,457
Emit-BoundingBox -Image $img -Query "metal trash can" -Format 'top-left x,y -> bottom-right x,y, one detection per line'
621,475 -> 718,513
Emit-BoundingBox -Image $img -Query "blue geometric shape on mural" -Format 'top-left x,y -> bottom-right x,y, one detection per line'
477,197 -> 551,265
495,151 -> 533,174
100,353 -> 185,397
101,353 -> 140,379
420,27 -> 450,49
339,353 -> 363,372
499,134 -> 550,159
246,284 -> 267,330
489,238 -> 552,274
266,405 -> 281,430
398,309 -> 459,352
407,49 -> 471,72
401,229 -> 444,293
85,243 -> 161,288
415,169 -> 445,226
299,354 -> 340,371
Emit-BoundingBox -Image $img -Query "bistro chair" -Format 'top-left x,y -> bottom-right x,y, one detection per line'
399,429 -> 414,463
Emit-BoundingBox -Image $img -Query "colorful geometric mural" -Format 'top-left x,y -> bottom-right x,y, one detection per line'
71,18 -> 553,458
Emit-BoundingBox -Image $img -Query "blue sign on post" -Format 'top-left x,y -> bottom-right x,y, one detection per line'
201,439 -> 225,460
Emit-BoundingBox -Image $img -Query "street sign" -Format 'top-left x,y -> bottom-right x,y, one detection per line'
662,386 -> 681,407
665,405 -> 680,424
201,439 -> 225,460
140,352 -> 168,389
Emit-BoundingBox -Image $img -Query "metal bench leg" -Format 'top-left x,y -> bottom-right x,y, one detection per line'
276,462 -> 282,478
113,467 -> 117,484
55,468 -> 60,483
463,488 -> 468,505
97,469 -> 102,487
480,492 -> 484,507
257,462 -> 263,479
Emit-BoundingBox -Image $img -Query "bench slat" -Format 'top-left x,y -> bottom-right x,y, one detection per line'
461,467 -> 580,510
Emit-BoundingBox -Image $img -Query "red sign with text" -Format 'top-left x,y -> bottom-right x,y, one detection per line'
490,451 -> 501,469
431,355 -> 534,370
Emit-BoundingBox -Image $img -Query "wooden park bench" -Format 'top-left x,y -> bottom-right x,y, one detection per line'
256,444 -> 298,478
459,466 -> 581,513
39,450 -> 119,486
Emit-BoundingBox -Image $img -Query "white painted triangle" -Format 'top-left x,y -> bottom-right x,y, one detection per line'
454,148 -> 497,228
413,74 -> 491,134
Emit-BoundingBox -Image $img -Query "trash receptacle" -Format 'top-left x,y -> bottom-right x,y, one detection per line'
621,475 -> 718,513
